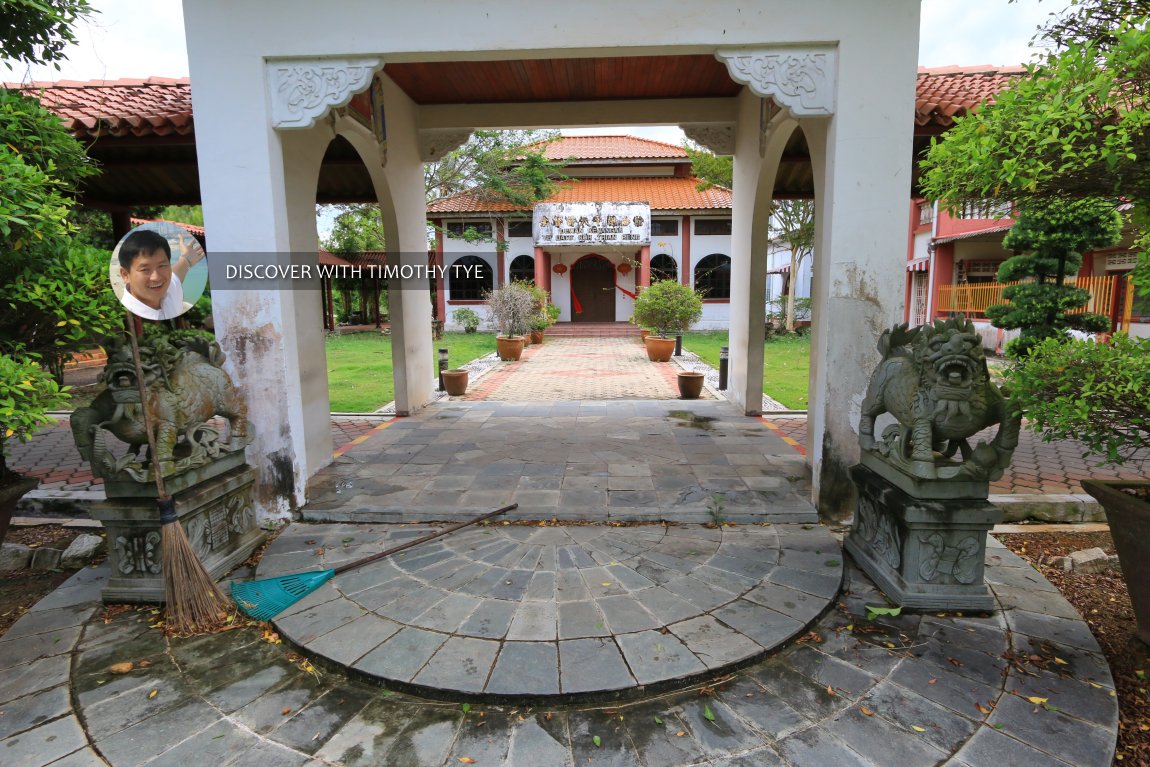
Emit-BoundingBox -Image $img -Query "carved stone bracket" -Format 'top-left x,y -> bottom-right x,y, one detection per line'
680,123 -> 735,155
715,48 -> 836,117
420,129 -> 474,162
268,58 -> 382,130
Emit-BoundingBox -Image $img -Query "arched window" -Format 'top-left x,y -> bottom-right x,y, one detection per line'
509,255 -> 535,285
449,256 -> 493,301
694,254 -> 731,299
650,254 -> 677,283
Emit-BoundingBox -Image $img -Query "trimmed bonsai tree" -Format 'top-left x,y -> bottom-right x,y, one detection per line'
987,197 -> 1122,358
632,279 -> 704,338
485,282 -> 535,338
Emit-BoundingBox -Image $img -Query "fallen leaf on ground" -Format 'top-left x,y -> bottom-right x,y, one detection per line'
860,707 -> 873,717
109,662 -> 134,674
458,758 -> 476,764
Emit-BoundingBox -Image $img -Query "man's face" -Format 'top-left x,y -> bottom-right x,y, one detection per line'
120,249 -> 172,310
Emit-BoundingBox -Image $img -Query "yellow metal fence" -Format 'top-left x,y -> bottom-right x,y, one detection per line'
937,276 -> 1118,319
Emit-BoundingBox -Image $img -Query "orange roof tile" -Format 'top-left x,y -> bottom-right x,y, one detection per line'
428,176 -> 731,214
915,66 -> 1024,128
534,135 -> 689,161
7,77 -> 193,138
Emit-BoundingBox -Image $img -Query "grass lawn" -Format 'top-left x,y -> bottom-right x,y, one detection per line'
683,331 -> 810,410
325,331 -> 496,412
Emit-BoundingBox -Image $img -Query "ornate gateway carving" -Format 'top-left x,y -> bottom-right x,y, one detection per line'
680,123 -> 736,155
715,48 -> 836,117
268,58 -> 382,129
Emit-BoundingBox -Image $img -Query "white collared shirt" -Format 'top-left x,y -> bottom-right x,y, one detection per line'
120,273 -> 188,320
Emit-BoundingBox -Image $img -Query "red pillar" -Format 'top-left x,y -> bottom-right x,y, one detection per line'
496,218 -> 506,288
680,215 -> 692,286
534,246 -> 548,291
639,245 -> 651,289
434,225 -> 446,322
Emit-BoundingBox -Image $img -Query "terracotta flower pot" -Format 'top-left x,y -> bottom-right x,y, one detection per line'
677,371 -> 705,399
1082,480 -> 1150,645
645,336 -> 676,362
441,369 -> 469,396
530,330 -> 545,345
497,335 -> 526,361
640,329 -> 651,343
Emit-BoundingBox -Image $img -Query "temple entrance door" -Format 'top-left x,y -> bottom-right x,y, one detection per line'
570,255 -> 616,322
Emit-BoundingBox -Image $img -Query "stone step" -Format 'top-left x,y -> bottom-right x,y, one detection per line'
258,521 -> 843,703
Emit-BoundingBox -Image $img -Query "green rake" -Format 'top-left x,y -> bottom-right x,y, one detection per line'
231,503 -> 517,621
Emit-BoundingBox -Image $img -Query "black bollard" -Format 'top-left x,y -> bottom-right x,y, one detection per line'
438,348 -> 449,391
674,334 -> 682,357
719,345 -> 729,390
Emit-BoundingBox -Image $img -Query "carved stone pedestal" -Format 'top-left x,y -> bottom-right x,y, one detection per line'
89,466 -> 266,603
845,465 -> 1001,611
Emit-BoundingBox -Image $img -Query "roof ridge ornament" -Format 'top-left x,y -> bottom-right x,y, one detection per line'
268,58 -> 382,130
715,48 -> 836,118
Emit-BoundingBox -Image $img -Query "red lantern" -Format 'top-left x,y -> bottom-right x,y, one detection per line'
617,263 -> 632,275
553,263 -> 568,274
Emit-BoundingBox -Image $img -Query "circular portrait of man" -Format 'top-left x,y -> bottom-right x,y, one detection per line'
109,221 -> 208,320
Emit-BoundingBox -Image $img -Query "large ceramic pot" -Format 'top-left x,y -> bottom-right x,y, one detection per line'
441,369 -> 469,396
0,474 -> 38,544
1082,479 -> 1150,645
645,336 -> 676,362
529,330 -> 545,345
640,329 -> 651,343
497,335 -> 526,362
677,371 -> 705,399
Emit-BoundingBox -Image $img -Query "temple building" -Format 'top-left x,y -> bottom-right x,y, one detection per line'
428,135 -> 737,329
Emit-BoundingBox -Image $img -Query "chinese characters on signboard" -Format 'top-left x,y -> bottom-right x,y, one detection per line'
533,203 -> 651,247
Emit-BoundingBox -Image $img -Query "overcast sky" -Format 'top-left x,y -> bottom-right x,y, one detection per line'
8,0 -> 1055,83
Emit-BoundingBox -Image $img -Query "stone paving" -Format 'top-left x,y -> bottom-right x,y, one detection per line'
302,400 -> 816,525
462,336 -> 714,401
0,538 -> 1118,766
256,522 -> 841,701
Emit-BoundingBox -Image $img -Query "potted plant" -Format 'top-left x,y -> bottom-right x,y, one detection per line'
1005,333 -> 1150,643
452,307 -> 481,333
0,355 -> 69,543
441,368 -> 469,396
528,314 -> 548,345
485,282 -> 535,361
631,280 -> 703,363
677,371 -> 705,399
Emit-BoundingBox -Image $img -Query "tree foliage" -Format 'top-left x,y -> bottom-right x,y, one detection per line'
632,279 -> 704,338
322,204 -> 386,255
920,1 -> 1150,288
684,141 -> 732,190
0,0 -> 93,70
772,201 -> 815,332
425,129 -> 566,206
1005,333 -> 1150,465
988,197 -> 1121,357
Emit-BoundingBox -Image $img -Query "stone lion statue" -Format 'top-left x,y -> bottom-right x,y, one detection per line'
858,316 -> 1020,481
71,333 -> 252,482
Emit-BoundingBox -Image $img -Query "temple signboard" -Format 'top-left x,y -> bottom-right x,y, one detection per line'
533,202 -> 650,247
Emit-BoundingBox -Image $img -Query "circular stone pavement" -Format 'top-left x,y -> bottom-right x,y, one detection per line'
256,521 -> 842,702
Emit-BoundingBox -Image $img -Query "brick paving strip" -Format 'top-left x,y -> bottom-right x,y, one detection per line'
0,536 -> 1118,766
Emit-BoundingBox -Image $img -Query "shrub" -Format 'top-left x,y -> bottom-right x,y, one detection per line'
632,279 -> 703,338
485,282 -> 535,337
0,355 -> 68,480
452,307 -> 481,333
1005,334 -> 1150,465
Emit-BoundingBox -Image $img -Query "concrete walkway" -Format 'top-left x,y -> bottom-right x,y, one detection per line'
0,539 -> 1118,766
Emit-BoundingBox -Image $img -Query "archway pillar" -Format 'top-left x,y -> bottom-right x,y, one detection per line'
728,90 -> 796,418
801,56 -> 917,521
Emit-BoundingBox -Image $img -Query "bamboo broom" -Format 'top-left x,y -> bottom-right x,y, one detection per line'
126,315 -> 231,634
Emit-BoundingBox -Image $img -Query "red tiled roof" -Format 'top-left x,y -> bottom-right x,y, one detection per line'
915,66 -> 1025,128
533,135 -> 689,161
428,176 -> 731,214
7,77 -> 192,138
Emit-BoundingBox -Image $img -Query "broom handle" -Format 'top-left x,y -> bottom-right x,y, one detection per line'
332,503 -> 518,575
125,314 -> 169,502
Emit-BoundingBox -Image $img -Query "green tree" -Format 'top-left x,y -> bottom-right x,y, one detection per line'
0,0 -> 93,70
920,1 -> 1150,290
425,129 -> 564,206
684,141 -> 732,190
322,204 -> 386,254
987,198 -> 1121,357
772,200 -> 815,332
158,204 -> 204,227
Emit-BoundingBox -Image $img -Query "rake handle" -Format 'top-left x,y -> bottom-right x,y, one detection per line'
331,503 -> 518,576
